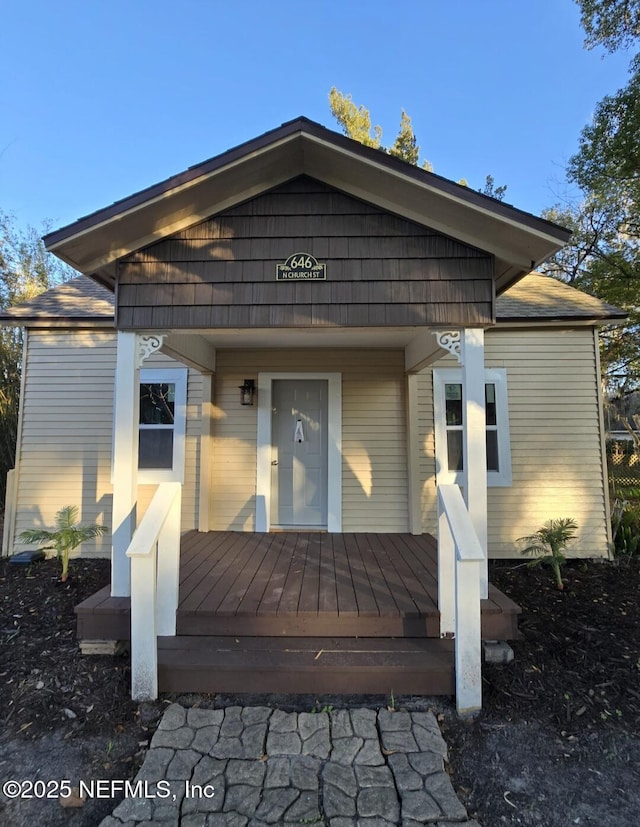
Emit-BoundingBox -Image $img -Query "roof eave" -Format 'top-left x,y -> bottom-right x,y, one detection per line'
44,118 -> 569,284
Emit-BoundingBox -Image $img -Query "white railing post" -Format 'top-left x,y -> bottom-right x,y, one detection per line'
156,485 -> 182,636
129,544 -> 158,701
126,482 -> 181,701
438,484 -> 484,716
454,556 -> 482,715
437,496 -> 455,635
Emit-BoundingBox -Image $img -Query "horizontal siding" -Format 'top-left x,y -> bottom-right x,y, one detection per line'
13,330 -> 117,557
12,332 -> 202,559
486,328 -> 608,560
12,325 -> 609,561
210,349 -> 408,532
419,327 -> 609,559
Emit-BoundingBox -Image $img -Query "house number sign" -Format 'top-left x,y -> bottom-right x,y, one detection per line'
276,253 -> 326,281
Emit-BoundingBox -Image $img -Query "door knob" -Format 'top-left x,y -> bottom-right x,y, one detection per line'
271,460 -> 278,466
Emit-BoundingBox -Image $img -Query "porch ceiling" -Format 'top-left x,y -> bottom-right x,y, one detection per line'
173,326 -> 421,350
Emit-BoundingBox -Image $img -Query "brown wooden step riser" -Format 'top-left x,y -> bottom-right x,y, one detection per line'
176,616 -> 440,638
78,613 -> 519,642
157,668 -> 455,696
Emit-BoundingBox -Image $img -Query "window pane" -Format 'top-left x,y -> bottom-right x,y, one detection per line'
485,384 -> 497,426
139,429 -> 174,469
445,384 -> 463,426
486,430 -> 499,472
447,431 -> 464,471
140,383 -> 175,425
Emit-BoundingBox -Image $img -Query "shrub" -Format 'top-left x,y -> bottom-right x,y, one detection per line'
611,499 -> 640,557
17,505 -> 107,582
517,518 -> 578,590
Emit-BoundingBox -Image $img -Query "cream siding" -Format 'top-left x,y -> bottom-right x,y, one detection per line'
11,330 -> 202,557
420,327 -> 610,558
210,349 -> 408,532
10,326 -> 610,560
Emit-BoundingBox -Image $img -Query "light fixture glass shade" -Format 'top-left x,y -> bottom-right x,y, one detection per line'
239,379 -> 255,406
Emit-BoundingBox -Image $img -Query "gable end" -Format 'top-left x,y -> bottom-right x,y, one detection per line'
117,177 -> 494,329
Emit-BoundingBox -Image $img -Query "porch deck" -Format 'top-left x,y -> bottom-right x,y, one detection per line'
77,530 -> 520,644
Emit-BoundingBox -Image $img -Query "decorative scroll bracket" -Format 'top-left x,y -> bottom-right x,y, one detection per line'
136,334 -> 167,368
433,330 -> 463,365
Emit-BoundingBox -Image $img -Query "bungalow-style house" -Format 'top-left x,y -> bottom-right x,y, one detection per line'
0,118 -> 624,713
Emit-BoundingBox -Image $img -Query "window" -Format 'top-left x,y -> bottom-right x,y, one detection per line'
138,368 -> 187,483
433,368 -> 512,487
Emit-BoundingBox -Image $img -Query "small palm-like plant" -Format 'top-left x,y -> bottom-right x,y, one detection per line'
18,506 -> 107,582
518,518 -> 578,591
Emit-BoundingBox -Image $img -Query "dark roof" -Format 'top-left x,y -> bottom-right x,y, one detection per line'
0,273 -> 625,326
44,117 -> 569,250
42,117 -> 571,294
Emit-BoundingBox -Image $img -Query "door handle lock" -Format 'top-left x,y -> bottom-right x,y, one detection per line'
271,460 -> 278,466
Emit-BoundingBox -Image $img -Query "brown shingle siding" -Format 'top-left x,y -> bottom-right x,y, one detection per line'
117,176 -> 494,329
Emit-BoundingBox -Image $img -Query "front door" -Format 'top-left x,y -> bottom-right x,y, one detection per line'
270,380 -> 328,528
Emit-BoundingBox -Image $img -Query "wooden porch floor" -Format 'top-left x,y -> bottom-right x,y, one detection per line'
76,530 -> 521,642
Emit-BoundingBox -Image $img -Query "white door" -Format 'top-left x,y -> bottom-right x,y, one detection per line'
270,380 -> 328,528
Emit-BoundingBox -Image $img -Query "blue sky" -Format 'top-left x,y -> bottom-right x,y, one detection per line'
1,0 -> 633,234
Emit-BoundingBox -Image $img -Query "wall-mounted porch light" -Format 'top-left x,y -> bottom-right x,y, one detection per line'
239,379 -> 256,406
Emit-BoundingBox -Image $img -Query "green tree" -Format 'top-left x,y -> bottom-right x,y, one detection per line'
328,88 -> 503,194
0,212 -> 76,504
576,0 -> 640,51
329,88 -> 435,172
480,174 -> 508,201
328,87 -> 383,149
568,57 -> 640,215
389,109 -> 426,168
543,2 -> 640,393
542,198 -> 640,392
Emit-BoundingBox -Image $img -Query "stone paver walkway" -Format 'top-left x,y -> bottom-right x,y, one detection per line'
100,705 -> 478,826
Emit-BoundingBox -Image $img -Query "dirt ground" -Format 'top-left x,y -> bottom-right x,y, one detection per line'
1,554 -> 639,826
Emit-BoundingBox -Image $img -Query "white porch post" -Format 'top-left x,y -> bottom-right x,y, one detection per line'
461,328 -> 488,598
406,373 -> 422,535
111,332 -> 140,597
198,373 -> 214,533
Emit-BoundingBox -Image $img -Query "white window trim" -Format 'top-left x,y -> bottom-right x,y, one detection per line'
138,368 -> 188,484
433,367 -> 512,487
256,372 -> 342,533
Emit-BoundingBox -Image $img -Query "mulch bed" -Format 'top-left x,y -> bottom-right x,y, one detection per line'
1,552 -> 639,826
483,558 -> 640,733
2,554 -> 639,739
0,557 -> 141,739
443,557 -> 640,826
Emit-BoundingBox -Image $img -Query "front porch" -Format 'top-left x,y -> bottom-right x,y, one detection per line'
77,530 -> 520,696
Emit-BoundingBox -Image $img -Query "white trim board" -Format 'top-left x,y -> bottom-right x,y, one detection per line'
256,372 -> 342,532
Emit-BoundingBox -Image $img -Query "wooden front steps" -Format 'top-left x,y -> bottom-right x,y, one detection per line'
157,636 -> 455,696
76,583 -> 520,642
76,531 -> 520,697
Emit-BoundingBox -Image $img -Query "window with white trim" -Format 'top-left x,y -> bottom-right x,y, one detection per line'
138,368 -> 188,483
433,368 -> 512,487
